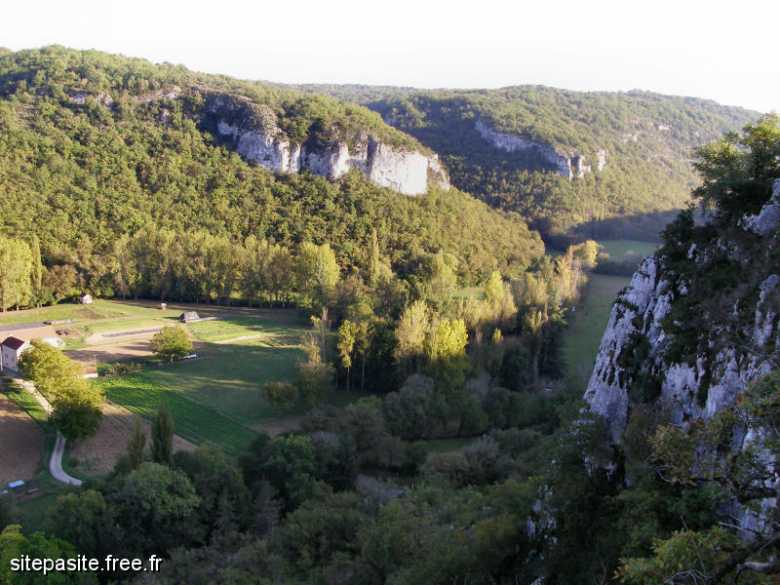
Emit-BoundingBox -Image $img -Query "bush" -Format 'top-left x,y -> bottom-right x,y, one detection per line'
98,361 -> 143,377
263,381 -> 299,409
295,361 -> 335,408
150,326 -> 192,362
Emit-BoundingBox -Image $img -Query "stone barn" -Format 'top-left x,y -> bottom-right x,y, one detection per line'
179,311 -> 200,323
0,337 -> 31,373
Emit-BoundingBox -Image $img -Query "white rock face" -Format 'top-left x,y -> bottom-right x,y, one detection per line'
583,227 -> 780,533
742,179 -> 780,236
207,94 -> 449,195
475,119 -> 604,180
583,256 -> 663,442
584,258 -> 779,443
369,143 -> 430,195
754,274 -> 780,347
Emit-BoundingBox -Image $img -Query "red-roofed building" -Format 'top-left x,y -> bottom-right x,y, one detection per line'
1,336 -> 31,372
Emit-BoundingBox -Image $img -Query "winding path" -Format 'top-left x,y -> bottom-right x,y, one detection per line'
12,377 -> 83,487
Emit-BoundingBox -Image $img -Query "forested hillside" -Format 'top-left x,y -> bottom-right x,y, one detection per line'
0,47 -> 543,302
301,84 -> 759,242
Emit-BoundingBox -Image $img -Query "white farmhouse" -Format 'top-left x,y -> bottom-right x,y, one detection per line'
0,336 -> 31,372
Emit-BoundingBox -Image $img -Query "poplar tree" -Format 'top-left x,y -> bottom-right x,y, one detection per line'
127,417 -> 147,470
151,406 -> 175,465
29,235 -> 43,307
337,320 -> 357,391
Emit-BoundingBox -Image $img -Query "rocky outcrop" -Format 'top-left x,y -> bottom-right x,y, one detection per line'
742,178 -> 780,236
475,119 -> 605,179
583,180 -> 780,532
585,263 -> 777,444
206,94 -> 449,195
584,180 -> 780,442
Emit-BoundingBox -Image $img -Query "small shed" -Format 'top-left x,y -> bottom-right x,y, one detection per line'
80,294 -> 94,305
1,336 -> 31,372
179,311 -> 200,323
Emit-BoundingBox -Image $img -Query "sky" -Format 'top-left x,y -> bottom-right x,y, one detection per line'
2,0 -> 778,113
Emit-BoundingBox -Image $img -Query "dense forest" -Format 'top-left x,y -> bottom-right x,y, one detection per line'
301,84 -> 759,243
0,46 -> 542,302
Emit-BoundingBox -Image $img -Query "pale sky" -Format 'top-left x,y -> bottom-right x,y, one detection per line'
2,0 -> 778,112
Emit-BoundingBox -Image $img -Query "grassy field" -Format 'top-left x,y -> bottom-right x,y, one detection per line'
98,375 -> 257,454
563,273 -> 629,390
93,306 -> 364,455
2,378 -> 50,426
0,299 -> 169,326
598,240 -> 658,263
561,240 -> 659,390
3,299 -> 366,458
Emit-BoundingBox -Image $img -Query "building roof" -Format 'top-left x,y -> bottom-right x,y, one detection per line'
1,336 -> 27,350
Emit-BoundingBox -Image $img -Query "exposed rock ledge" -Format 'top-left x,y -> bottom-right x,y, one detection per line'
584,180 -> 780,444
475,119 -> 606,179
207,94 -> 449,195
582,182 -> 780,533
584,263 -> 777,446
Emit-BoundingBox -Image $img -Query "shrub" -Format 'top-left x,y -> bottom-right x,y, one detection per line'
150,326 -> 192,362
263,381 -> 299,409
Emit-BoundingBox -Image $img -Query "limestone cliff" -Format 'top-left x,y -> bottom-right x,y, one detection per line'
584,179 -> 780,444
205,94 -> 449,195
475,119 -> 605,179
583,178 -> 780,532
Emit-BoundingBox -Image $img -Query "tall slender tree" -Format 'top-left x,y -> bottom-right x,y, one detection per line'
29,235 -> 43,308
151,406 -> 174,465
127,417 -> 147,470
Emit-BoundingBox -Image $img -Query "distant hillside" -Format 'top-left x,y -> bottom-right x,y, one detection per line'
298,84 -> 760,243
0,47 -> 543,293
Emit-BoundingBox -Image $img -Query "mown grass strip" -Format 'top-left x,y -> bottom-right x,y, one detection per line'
98,376 -> 258,455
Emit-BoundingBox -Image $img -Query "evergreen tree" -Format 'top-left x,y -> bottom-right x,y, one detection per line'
151,406 -> 175,465
127,417 -> 146,470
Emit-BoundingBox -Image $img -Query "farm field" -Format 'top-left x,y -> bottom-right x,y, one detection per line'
0,388 -> 45,486
89,303 -> 363,455
0,300 -> 182,351
2,299 -> 358,460
69,401 -> 196,478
